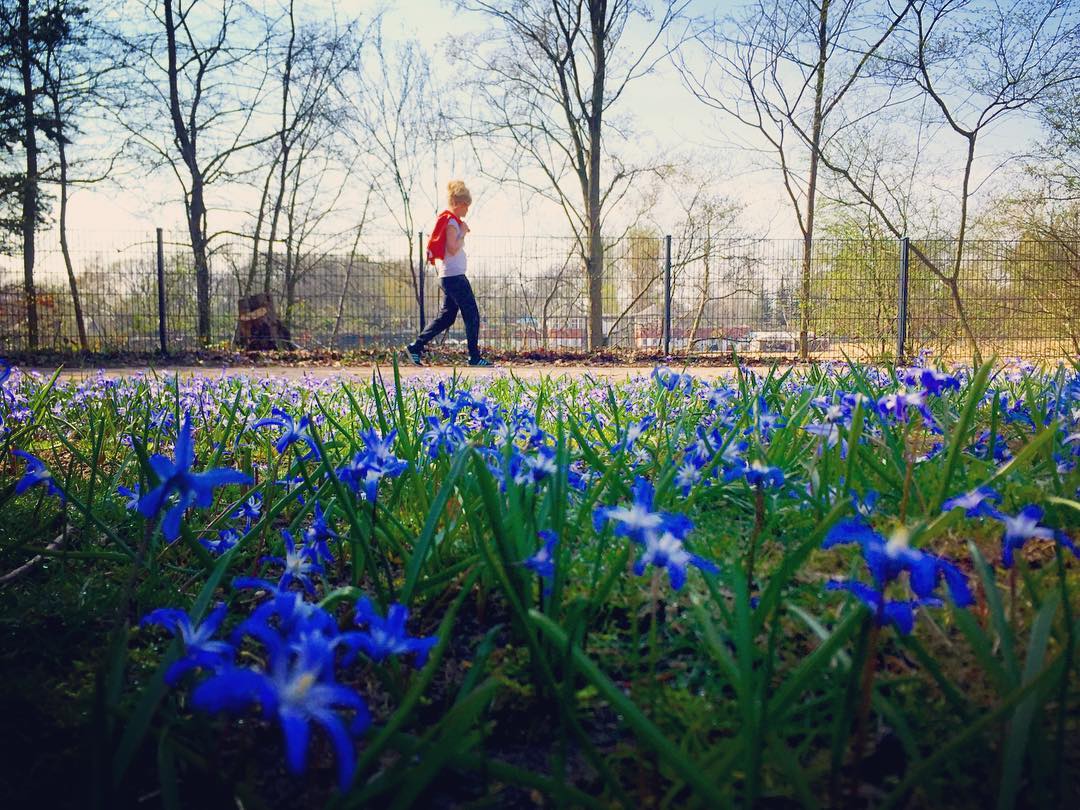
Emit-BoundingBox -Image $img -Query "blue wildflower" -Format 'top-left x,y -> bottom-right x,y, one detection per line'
593,477 -> 693,542
522,530 -> 558,592
652,366 -> 694,394
611,418 -> 654,458
429,382 -> 461,417
825,581 -> 942,635
421,415 -> 467,458
201,528 -> 240,555
902,367 -> 960,396
149,408 -> 175,433
742,459 -> 785,488
261,529 -> 326,592
344,597 -> 438,668
942,486 -> 1003,519
12,450 -> 64,500
136,414 -> 252,543
511,445 -> 557,485
632,529 -> 719,590
140,604 -> 234,684
674,457 -> 706,495
822,519 -> 973,607
251,408 -> 320,458
192,632 -> 370,790
233,493 -> 262,523
997,505 -> 1079,569
303,503 -> 339,550
339,429 -> 408,502
117,483 -> 141,511
231,582 -> 339,644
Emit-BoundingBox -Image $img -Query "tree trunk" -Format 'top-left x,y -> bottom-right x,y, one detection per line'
688,231 -> 711,354
19,0 -> 38,349
52,81 -> 88,351
800,0 -> 830,361
586,1 -> 607,351
265,1 -> 295,297
164,0 -> 211,346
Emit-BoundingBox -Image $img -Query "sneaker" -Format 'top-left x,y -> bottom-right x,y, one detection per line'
403,344 -> 423,366
468,357 -> 494,367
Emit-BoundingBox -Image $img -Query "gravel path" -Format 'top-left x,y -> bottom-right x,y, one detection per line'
38,363 -> 755,382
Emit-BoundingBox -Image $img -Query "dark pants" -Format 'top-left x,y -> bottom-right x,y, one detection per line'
412,274 -> 481,360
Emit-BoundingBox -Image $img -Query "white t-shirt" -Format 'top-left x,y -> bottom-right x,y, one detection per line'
437,219 -> 467,278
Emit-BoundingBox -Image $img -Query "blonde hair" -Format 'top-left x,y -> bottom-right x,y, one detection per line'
447,180 -> 472,207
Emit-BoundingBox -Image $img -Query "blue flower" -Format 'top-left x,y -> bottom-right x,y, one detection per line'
251,408 -> 320,458
149,408 -> 175,433
674,458 -> 706,495
684,426 -> 722,464
996,505 -> 1079,569
825,580 -> 942,635
0,359 -> 11,386
632,529 -> 718,590
511,445 -> 557,485
612,416 -> 654,454
136,414 -> 252,542
303,503 -> 339,550
261,529 -> 326,592
231,581 -> 339,644
421,415 -> 467,458
344,597 -> 438,668
652,366 -> 694,394
339,430 -> 408,502
12,450 -> 64,500
822,519 -> 973,606
117,483 -> 141,511
742,459 -> 785,489
593,477 -> 693,542
200,528 -> 240,556
942,486 -> 1002,519
750,396 -> 786,438
233,493 -> 262,523
141,604 -> 235,684
902,367 -> 960,396
429,382 -> 461,417
192,632 -> 370,789
522,530 -> 558,590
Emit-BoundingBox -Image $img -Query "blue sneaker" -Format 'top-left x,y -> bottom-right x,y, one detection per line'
403,344 -> 423,366
468,357 -> 494,367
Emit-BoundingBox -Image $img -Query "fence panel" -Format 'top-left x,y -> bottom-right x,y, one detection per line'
1,230 -> 1076,361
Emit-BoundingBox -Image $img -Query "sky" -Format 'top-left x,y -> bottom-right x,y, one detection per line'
39,0 -> 1058,267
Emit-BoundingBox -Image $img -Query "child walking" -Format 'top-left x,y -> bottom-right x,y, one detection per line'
405,180 -> 493,367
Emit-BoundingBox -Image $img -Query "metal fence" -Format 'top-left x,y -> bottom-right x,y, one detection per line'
1,229 -> 1077,360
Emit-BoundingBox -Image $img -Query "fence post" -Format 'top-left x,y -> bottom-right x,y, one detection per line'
156,227 -> 168,356
417,230 -> 426,332
897,236 -> 910,363
663,234 -> 673,355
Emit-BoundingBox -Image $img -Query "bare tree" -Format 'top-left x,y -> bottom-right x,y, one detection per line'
817,0 -> 1080,360
112,0 -> 277,345
676,0 -> 913,359
252,1 -> 365,300
453,0 -> 689,350
344,21 -> 440,311
37,0 -> 128,352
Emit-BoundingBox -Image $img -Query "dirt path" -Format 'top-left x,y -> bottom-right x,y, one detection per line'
38,363 -> 755,383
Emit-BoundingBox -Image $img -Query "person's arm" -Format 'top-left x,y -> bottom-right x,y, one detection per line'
445,220 -> 465,256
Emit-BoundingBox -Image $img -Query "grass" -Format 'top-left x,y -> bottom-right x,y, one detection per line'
0,358 -> 1078,809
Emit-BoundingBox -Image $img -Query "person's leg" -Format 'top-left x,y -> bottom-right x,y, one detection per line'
444,275 -> 481,361
410,280 -> 459,353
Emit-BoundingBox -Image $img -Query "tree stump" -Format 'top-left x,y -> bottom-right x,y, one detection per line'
234,293 -> 296,350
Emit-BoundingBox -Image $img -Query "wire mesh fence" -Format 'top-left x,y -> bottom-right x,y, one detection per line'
1,229 -> 1077,360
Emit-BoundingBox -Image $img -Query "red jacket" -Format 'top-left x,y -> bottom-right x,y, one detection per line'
426,210 -> 464,265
